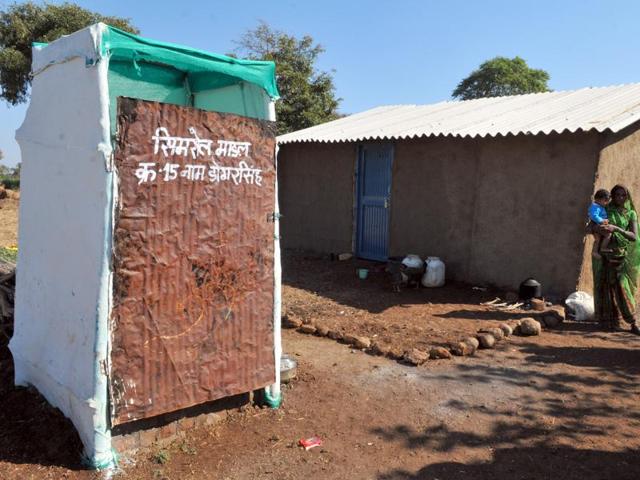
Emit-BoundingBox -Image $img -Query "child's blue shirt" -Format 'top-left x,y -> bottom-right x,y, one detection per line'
589,203 -> 608,224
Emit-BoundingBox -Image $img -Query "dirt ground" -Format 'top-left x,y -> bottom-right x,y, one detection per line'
2,326 -> 639,480
282,253 -> 554,353
0,195 -> 19,247
1,206 -> 639,478
123,328 -> 640,480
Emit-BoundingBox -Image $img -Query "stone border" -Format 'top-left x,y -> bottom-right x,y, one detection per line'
283,306 -> 565,366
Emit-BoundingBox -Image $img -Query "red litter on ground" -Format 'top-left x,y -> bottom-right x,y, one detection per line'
299,436 -> 323,451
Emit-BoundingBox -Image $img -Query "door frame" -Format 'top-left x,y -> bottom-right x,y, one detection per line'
353,142 -> 394,261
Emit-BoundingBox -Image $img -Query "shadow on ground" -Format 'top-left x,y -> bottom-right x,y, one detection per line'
373,336 -> 640,480
0,313 -> 85,471
378,446 -> 639,480
282,250 -> 499,314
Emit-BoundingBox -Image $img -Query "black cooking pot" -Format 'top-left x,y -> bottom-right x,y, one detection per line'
519,278 -> 542,300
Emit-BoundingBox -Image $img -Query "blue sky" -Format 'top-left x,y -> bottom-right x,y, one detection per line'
2,0 -> 640,166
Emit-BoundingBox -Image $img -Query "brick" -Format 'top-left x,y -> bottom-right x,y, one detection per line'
158,422 -> 177,439
178,416 -> 197,431
112,432 -> 140,453
139,427 -> 159,448
204,412 -> 222,426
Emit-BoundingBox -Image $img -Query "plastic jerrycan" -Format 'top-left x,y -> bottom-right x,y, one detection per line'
421,257 -> 445,287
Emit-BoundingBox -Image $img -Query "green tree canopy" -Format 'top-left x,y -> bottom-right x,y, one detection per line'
452,56 -> 550,101
0,149 -> 11,177
235,21 -> 341,135
0,1 -> 138,105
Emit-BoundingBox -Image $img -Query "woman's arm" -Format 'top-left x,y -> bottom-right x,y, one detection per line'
611,220 -> 637,241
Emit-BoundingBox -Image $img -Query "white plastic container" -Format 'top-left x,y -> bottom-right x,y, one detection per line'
421,257 -> 445,287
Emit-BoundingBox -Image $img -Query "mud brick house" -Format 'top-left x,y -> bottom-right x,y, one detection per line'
277,84 -> 640,296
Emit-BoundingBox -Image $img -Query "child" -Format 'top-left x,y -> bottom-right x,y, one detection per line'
589,189 -> 612,258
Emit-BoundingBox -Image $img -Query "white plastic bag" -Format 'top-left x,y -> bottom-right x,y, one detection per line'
565,291 -> 595,321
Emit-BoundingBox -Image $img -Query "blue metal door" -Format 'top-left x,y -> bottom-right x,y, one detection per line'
356,144 -> 393,261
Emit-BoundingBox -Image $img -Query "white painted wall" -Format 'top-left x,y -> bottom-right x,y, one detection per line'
10,26 -> 114,467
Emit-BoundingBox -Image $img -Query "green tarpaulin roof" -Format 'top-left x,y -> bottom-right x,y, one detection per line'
101,26 -> 279,99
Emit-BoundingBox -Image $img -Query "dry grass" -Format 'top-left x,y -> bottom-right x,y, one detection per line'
0,197 -> 18,249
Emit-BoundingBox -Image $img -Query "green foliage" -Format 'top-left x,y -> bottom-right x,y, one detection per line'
152,449 -> 170,465
0,1 -> 138,105
452,56 -> 550,101
0,155 -> 20,189
0,246 -> 18,264
235,21 -> 341,135
0,176 -> 19,190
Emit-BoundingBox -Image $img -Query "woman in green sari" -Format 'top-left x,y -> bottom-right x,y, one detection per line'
592,184 -> 640,333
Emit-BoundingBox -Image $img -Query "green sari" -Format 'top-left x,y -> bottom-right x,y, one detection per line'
592,196 -> 640,329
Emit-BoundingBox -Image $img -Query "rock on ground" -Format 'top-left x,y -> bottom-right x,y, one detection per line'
479,327 -> 504,341
429,346 -> 453,360
508,319 -> 522,330
327,330 -> 343,341
316,325 -> 330,337
499,323 -> 513,337
370,342 -> 390,357
519,317 -> 542,336
343,334 -> 371,349
282,314 -> 303,329
449,341 -> 474,356
541,307 -> 565,328
464,337 -> 480,350
387,347 -> 406,360
299,324 -> 317,334
476,333 -> 496,349
404,348 -> 429,365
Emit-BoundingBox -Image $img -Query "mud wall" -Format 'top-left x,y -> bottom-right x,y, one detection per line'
577,124 -> 640,294
277,142 -> 356,253
391,133 -> 601,296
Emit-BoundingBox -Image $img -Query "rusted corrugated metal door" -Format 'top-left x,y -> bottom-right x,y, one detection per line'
110,98 -> 276,425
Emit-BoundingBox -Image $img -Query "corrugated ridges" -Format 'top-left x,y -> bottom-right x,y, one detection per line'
277,83 -> 640,144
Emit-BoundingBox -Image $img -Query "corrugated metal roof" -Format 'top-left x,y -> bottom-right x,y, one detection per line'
277,83 -> 640,144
